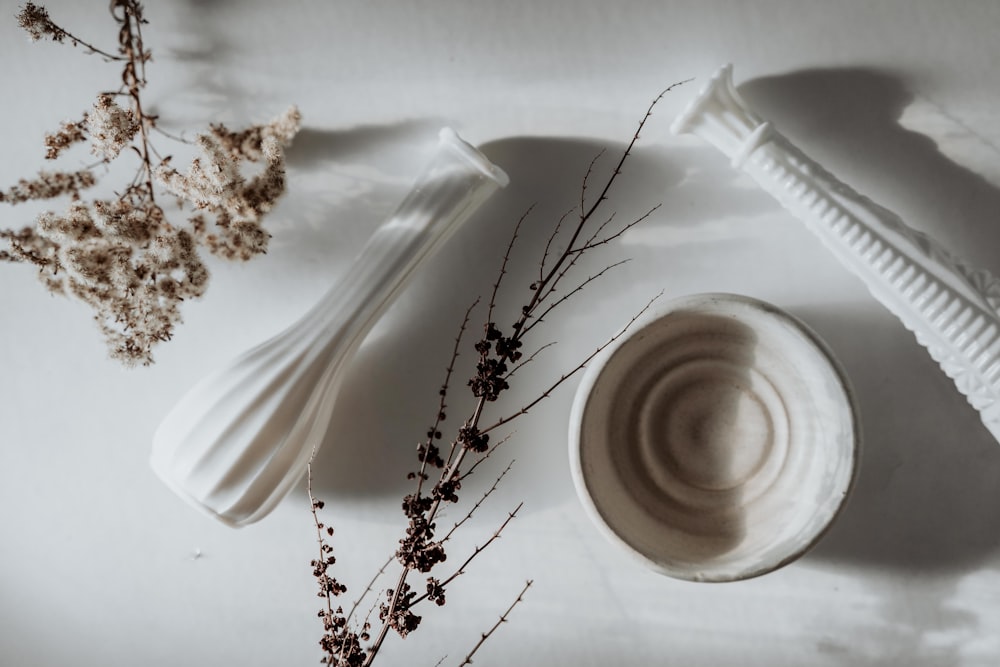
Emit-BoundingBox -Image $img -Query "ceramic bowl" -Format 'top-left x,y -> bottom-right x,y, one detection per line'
569,293 -> 860,582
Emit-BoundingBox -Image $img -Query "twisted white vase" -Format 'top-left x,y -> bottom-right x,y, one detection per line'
672,64 -> 1000,444
152,129 -> 509,527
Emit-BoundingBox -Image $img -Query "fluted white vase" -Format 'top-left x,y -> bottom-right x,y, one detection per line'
152,129 -> 509,527
672,64 -> 1000,443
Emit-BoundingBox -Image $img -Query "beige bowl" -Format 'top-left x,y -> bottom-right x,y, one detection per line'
569,293 -> 859,582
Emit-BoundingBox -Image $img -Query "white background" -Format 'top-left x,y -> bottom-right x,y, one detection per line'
3,1 -> 1000,665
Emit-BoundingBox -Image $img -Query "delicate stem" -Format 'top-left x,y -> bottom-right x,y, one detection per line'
345,555 -> 394,627
502,341 -> 555,381
363,83 -> 685,665
580,149 -> 606,224
574,203 -> 661,253
483,293 -> 661,436
514,84 -> 678,335
116,1 -> 157,204
414,298 -> 479,498
538,205 -> 575,282
487,205 -> 533,326
444,460 -> 515,541
455,432 -> 512,484
409,503 -> 522,607
306,464 -> 336,635
18,2 -> 124,60
521,259 -> 631,338
365,396 -> 491,665
457,580 -> 533,666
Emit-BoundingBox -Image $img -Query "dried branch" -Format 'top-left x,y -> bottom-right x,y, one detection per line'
487,205 -> 533,327
502,341 -> 556,382
520,259 -> 631,338
579,149 -> 607,222
412,298 -> 480,494
17,2 -> 123,59
407,503 -> 522,608
457,580 -> 533,667
344,555 -> 394,627
2,2 -> 300,365
308,79 -> 687,666
0,170 -> 96,205
574,203 -> 662,253
481,292 -> 661,437
454,432 -> 513,485
444,460 -> 515,541
308,463 -> 371,666
537,205 -> 574,283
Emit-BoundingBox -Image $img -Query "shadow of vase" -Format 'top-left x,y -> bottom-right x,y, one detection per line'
722,67 -> 1000,573
302,135 -> 682,522
739,67 -> 1000,275
793,300 -> 1000,574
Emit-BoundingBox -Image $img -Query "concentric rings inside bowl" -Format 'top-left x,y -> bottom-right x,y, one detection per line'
569,293 -> 859,582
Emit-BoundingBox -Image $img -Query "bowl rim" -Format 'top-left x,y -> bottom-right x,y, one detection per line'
567,291 -> 862,582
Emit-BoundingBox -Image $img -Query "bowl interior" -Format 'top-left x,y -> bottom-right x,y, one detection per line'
571,293 -> 858,582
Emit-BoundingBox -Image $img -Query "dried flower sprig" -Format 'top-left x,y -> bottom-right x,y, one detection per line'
1,2 -> 300,365
308,83 -> 685,666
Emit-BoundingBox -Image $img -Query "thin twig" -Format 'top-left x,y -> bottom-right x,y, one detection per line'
415,298 -> 480,492
579,149 -> 607,222
482,292 -> 661,436
455,432 -> 513,484
574,203 -> 662,253
513,83 -> 679,332
487,205 -> 533,326
538,205 -> 575,281
521,259 -> 631,338
444,460 -> 515,542
408,504 -> 523,608
503,341 -> 556,381
307,463 -> 336,629
19,2 -> 124,60
358,81 -> 687,666
344,554 -> 394,626
457,580 -> 533,667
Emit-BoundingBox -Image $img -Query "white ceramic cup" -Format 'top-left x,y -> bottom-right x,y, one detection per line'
569,293 -> 860,582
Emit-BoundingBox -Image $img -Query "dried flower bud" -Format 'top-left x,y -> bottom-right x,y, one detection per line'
44,119 -> 88,160
0,170 -> 96,204
87,94 -> 139,161
3,3 -> 300,369
209,105 -> 301,160
17,2 -> 61,42
92,199 -> 153,245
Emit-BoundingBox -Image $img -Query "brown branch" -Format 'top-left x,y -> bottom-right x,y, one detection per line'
457,580 -> 533,666
344,554 -> 394,627
503,341 -> 556,381
487,205 -> 533,326
532,205 -> 596,309
481,293 -> 661,436
307,464 -> 337,631
17,2 -> 124,60
538,205 -> 575,282
579,149 -> 607,223
444,460 -> 515,542
509,83 -> 681,337
521,259 -> 631,338
358,82 -> 687,665
115,1 -> 157,204
455,432 -> 513,485
414,298 -> 480,494
574,203 -> 662,253
407,503 -> 522,608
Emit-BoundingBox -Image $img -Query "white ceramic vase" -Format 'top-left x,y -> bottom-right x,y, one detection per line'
151,129 -> 509,527
672,64 -> 1000,444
